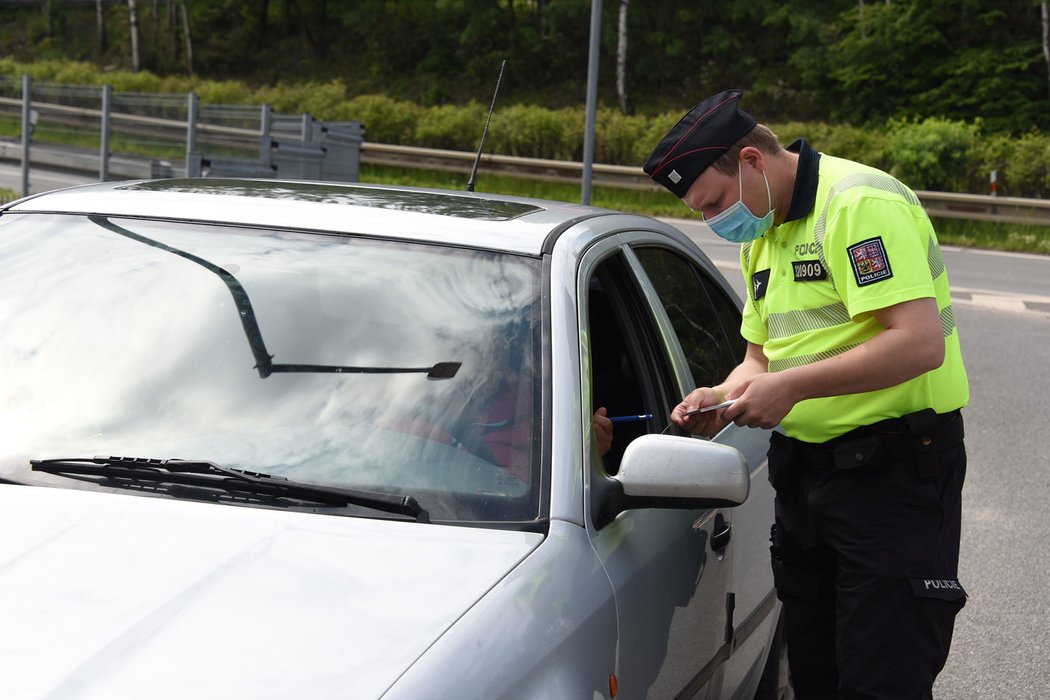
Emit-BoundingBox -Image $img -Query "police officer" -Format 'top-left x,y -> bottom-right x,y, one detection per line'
649,90 -> 969,699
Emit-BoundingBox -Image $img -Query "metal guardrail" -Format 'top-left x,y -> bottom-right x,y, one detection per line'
911,190 -> 1050,226
0,89 -> 362,188
357,142 -> 649,189
3,95 -> 1049,226
359,144 -> 1050,226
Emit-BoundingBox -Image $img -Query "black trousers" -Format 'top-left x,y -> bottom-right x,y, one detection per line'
767,409 -> 967,700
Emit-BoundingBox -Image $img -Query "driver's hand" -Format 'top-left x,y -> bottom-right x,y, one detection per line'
592,407 -> 613,457
671,388 -> 728,438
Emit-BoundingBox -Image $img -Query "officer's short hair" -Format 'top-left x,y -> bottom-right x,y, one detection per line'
709,124 -> 783,176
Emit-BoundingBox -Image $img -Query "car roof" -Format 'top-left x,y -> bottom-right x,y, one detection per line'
4,178 -> 635,255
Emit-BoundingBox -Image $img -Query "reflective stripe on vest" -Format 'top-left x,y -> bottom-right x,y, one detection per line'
813,173 -> 923,293
747,173 -> 958,370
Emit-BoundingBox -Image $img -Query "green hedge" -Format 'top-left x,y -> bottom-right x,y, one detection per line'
2,58 -> 1045,197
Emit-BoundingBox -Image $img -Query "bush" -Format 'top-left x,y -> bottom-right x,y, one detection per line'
50,60 -> 102,86
814,124 -> 890,171
594,108 -> 658,166
968,132 -> 1016,196
414,102 -> 487,150
1001,131 -> 1050,198
195,79 -> 257,106
253,80 -> 349,120
2,58 -> 1047,197
341,95 -> 423,144
886,117 -> 978,191
490,105 -> 582,160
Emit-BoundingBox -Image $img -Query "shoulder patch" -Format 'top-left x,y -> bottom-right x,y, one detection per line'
847,237 -> 893,286
751,268 -> 770,300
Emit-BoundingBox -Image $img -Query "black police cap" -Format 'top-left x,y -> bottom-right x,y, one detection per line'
643,89 -> 756,198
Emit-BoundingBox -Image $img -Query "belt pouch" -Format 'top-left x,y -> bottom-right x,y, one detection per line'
904,408 -> 939,448
832,434 -> 882,471
767,432 -> 796,491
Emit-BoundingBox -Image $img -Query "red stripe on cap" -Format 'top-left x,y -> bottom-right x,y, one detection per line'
655,146 -> 728,177
653,93 -> 738,174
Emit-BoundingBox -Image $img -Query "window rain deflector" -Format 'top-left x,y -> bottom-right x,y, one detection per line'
88,216 -> 460,380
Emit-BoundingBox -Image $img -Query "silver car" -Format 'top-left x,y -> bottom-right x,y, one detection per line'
0,179 -> 786,699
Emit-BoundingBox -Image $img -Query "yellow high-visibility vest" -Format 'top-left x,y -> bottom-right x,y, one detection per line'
740,151 -> 968,443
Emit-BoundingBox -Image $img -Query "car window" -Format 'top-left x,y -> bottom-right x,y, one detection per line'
585,252 -> 679,474
0,213 -> 543,525
632,247 -> 745,389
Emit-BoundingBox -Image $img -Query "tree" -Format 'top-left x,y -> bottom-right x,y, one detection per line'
1043,0 -> 1050,101
255,0 -> 270,41
96,0 -> 107,54
180,0 -> 193,77
43,0 -> 55,38
167,0 -> 178,60
616,0 -> 629,114
7,0 -> 1046,132
127,0 -> 141,72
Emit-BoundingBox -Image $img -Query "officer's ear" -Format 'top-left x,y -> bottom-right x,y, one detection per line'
739,146 -> 764,171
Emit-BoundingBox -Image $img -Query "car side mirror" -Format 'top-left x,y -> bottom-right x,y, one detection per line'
592,434 -> 750,529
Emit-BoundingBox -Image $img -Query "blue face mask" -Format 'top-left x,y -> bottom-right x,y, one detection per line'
703,166 -> 775,243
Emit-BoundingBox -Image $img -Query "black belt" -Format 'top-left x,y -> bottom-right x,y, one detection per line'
824,408 -> 962,445
780,408 -> 964,472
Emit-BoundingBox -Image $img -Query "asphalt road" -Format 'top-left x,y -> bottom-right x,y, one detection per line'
938,302 -> 1050,699
669,217 -> 1050,700
4,166 -> 1049,697
0,161 -> 90,197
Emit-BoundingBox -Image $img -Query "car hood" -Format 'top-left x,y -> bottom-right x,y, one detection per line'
0,485 -> 544,699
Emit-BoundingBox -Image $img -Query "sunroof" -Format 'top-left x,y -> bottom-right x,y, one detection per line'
120,179 -> 543,221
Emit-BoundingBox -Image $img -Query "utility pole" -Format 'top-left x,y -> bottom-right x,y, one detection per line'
20,75 -> 31,197
582,0 -> 602,205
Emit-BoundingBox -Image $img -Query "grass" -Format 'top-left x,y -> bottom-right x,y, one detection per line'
931,218 -> 1050,256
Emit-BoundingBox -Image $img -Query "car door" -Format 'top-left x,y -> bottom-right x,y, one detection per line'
580,239 -> 735,699
629,241 -> 779,696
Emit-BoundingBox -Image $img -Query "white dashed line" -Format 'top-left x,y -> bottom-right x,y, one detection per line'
961,294 -> 1028,313
951,286 -> 1050,318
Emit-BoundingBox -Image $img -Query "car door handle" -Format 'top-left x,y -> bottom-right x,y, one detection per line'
711,518 -> 732,552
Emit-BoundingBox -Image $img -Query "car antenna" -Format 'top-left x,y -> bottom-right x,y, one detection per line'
466,59 -> 506,193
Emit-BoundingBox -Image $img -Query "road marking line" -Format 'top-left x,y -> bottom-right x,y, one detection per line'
951,285 -> 1050,304
963,295 -> 1028,313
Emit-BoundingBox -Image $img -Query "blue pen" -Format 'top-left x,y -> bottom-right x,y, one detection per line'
608,413 -> 654,423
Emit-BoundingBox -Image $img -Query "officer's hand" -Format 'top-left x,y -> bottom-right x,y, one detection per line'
592,407 -> 613,457
671,388 -> 728,437
722,373 -> 795,429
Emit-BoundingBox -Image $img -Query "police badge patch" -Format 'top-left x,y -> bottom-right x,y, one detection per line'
847,237 -> 893,286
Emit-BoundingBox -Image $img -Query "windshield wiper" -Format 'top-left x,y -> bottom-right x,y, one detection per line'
88,216 -> 460,381
30,456 -> 427,522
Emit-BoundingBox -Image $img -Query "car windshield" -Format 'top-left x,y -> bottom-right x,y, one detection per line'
0,213 -> 543,525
